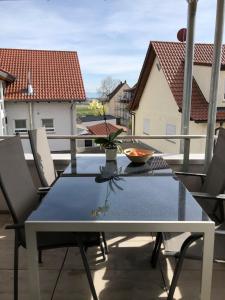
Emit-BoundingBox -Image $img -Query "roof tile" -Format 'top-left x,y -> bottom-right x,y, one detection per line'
87,122 -> 126,135
0,48 -> 86,101
131,41 -> 225,122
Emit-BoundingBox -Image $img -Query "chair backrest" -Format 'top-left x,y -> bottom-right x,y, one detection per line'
28,127 -> 56,187
196,128 -> 225,224
202,128 -> 225,195
0,136 -> 39,224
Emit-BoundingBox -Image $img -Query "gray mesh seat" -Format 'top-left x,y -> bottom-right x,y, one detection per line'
28,127 -> 57,187
151,128 -> 225,299
28,127 -> 109,256
0,136 -> 102,300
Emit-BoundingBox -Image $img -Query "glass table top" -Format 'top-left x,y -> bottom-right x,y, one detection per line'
63,155 -> 171,176
29,155 -> 209,223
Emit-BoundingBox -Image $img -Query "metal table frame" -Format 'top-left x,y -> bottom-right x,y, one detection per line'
25,219 -> 215,300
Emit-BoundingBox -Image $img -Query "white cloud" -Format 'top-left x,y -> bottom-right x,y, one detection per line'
0,0 -> 222,95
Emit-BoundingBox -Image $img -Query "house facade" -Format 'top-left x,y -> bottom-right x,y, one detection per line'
104,80 -> 132,127
0,48 -> 86,152
130,41 -> 225,154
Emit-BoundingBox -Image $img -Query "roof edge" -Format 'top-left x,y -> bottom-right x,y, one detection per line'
129,42 -> 156,111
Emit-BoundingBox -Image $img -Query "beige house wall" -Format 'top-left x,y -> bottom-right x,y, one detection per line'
134,58 -> 207,154
193,65 -> 225,106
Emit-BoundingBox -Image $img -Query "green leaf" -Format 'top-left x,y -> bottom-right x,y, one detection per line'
109,128 -> 124,141
94,137 -> 109,144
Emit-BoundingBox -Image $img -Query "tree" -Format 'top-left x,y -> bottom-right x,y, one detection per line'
97,76 -> 120,100
89,100 -> 106,116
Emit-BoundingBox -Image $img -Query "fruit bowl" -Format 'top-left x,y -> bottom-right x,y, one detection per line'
124,148 -> 154,164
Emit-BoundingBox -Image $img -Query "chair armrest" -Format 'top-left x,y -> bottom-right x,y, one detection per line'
175,172 -> 206,178
56,170 -> 64,177
37,186 -> 51,195
192,192 -> 225,201
5,223 -> 24,230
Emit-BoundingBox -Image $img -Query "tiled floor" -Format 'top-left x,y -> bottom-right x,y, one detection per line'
0,214 -> 225,300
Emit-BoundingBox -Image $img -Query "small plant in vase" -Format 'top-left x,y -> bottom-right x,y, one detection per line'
90,100 -> 124,160
95,128 -> 124,161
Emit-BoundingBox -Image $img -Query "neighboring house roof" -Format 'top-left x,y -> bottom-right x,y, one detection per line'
130,41 -> 225,122
124,83 -> 137,93
0,48 -> 86,102
107,80 -> 127,101
0,67 -> 16,83
80,114 -> 116,123
87,122 -> 127,135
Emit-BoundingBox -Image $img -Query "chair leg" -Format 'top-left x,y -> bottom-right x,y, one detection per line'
167,234 -> 203,300
101,232 -> 109,254
77,236 -> 98,300
100,242 -> 106,261
151,232 -> 162,268
14,233 -> 19,300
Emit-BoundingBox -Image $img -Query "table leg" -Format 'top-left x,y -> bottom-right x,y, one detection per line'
200,224 -> 215,300
25,224 -> 41,300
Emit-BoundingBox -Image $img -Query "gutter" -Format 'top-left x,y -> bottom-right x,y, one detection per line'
70,100 -> 75,135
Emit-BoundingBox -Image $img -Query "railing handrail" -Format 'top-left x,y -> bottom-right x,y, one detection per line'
0,134 -> 208,140
0,134 -> 212,171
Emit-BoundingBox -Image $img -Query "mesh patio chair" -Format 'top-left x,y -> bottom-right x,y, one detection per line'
151,128 -> 225,300
28,127 -> 108,254
28,127 -> 58,187
0,136 -> 103,300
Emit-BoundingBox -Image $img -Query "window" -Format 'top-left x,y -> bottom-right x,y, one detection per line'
166,124 -> 176,143
143,118 -> 150,135
15,119 -> 27,134
42,118 -> 55,132
85,139 -> 93,147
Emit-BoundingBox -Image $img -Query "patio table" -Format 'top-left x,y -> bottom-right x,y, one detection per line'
25,154 -> 215,300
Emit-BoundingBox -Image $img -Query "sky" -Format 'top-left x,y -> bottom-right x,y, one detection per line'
0,0 -> 222,97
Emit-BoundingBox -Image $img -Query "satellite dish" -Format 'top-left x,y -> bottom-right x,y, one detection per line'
177,28 -> 187,42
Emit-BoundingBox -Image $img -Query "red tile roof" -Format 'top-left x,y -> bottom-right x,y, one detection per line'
87,122 -> 126,135
0,48 -> 86,102
130,41 -> 225,122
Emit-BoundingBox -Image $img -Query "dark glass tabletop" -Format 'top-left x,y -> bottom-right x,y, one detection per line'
28,155 -> 209,222
63,155 -> 171,176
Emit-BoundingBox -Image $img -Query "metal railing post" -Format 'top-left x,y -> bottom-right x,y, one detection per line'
180,0 -> 198,171
70,137 -> 77,173
183,138 -> 190,172
204,0 -> 225,172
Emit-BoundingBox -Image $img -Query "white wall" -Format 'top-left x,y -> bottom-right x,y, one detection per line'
5,102 -> 76,152
134,58 -> 207,154
0,81 -> 4,135
193,65 -> 225,106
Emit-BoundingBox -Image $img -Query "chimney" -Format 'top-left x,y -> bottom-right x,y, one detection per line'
27,70 -> 34,95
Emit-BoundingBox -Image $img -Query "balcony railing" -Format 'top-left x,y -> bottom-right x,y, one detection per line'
0,134 -> 210,171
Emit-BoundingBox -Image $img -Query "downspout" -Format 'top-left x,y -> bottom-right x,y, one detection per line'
180,0 -> 198,171
0,81 -> 7,135
70,101 -> 77,170
204,0 -> 225,172
70,101 -> 76,135
130,111 -> 136,136
28,102 -> 34,129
